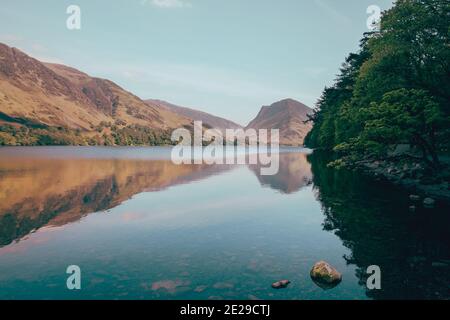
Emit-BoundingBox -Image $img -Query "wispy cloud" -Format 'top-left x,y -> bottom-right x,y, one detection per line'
303,66 -> 327,79
118,61 -> 313,102
0,34 -> 22,44
141,0 -> 192,8
313,0 -> 351,25
0,35 -> 64,64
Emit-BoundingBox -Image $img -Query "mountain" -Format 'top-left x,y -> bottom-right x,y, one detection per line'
0,42 -> 191,145
0,42 -> 314,147
146,99 -> 243,133
246,98 -> 313,146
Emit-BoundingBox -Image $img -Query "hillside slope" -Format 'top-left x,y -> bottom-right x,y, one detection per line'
0,42 -> 191,145
246,98 -> 313,146
147,99 -> 242,132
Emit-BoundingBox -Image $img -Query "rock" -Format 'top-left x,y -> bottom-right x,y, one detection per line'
423,197 -> 436,208
194,285 -> 208,293
310,261 -> 342,288
409,256 -> 427,264
213,282 -> 234,289
271,280 -> 290,289
409,205 -> 416,212
432,262 -> 448,268
409,195 -> 420,202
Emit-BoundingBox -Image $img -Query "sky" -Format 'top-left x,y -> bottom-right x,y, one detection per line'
0,0 -> 395,125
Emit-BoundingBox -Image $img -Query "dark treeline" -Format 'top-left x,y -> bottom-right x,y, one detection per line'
0,122 -> 174,146
305,0 -> 450,170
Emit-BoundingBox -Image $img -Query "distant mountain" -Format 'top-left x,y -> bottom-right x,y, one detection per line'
146,99 -> 243,133
0,42 -> 314,147
246,98 -> 313,146
0,42 -> 191,145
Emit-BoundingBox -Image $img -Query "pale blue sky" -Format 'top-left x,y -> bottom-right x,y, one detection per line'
0,0 -> 394,125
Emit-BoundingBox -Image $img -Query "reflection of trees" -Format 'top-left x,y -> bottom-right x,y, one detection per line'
249,152 -> 313,194
0,159 -> 231,247
308,152 -> 450,300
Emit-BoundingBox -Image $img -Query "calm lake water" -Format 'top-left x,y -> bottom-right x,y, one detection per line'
0,147 -> 449,300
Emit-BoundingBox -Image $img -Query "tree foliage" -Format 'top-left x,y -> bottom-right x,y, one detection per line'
0,123 -> 174,146
305,0 -> 450,168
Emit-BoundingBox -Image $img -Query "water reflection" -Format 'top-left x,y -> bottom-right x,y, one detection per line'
249,152 -> 313,194
0,148 -> 315,248
0,157 -> 232,247
308,152 -> 450,300
0,147 -> 449,300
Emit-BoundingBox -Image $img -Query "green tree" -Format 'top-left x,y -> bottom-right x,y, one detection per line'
305,0 -> 450,171
336,89 -> 447,167
0,132 -> 17,145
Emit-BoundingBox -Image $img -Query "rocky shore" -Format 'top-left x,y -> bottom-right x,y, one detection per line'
353,156 -> 450,203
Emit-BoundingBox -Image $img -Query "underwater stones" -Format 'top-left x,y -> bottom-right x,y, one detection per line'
409,205 -> 416,212
150,279 -> 191,294
194,285 -> 208,293
431,261 -> 449,268
423,198 -> 436,208
409,194 -> 420,202
271,280 -> 290,289
310,261 -> 342,289
270,262 -> 344,291
213,282 -> 234,289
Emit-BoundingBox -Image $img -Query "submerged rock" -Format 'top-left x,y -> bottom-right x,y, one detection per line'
271,280 -> 290,289
409,195 -> 420,202
423,197 -> 436,208
432,262 -> 449,268
310,261 -> 342,289
409,205 -> 416,212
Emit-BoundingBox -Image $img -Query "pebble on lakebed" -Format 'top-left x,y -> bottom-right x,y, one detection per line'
310,261 -> 342,289
271,280 -> 290,289
423,197 -> 436,208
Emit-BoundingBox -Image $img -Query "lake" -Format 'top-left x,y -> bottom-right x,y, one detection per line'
0,147 -> 449,300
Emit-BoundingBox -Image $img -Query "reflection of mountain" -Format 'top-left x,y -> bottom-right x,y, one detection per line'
308,152 -> 450,300
248,152 -> 312,194
0,158 -> 231,247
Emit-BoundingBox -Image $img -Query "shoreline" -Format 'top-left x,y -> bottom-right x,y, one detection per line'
356,159 -> 450,203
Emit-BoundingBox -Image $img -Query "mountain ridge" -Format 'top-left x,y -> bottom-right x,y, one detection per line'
145,99 -> 243,133
0,42 -> 313,146
246,98 -> 313,146
0,42 -> 192,145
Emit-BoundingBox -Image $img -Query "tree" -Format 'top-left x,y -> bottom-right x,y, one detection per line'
336,89 -> 447,167
305,0 -> 450,170
0,132 -> 17,145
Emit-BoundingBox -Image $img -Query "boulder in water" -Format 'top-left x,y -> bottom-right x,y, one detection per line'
271,280 -> 290,289
423,198 -> 436,208
310,261 -> 342,289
